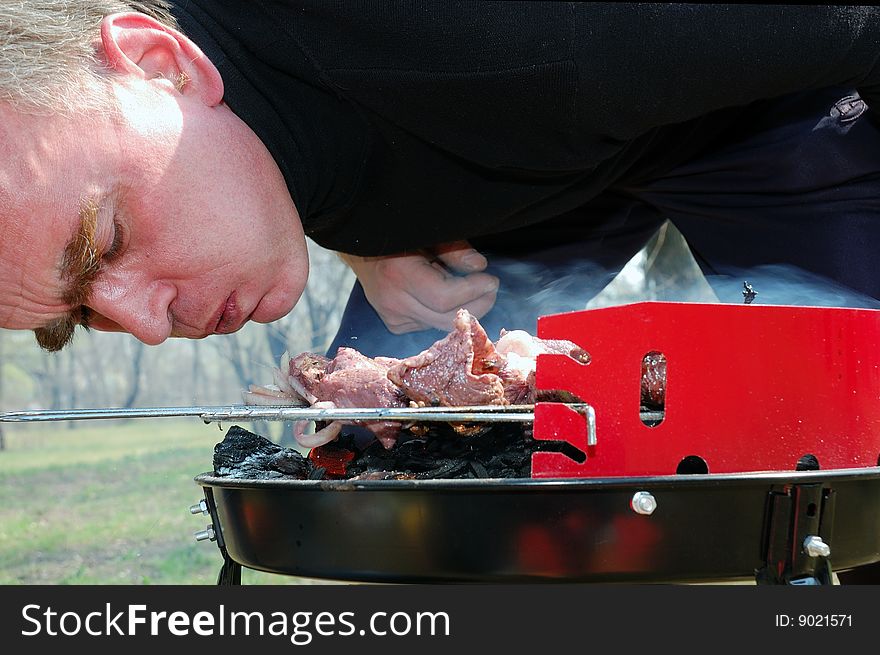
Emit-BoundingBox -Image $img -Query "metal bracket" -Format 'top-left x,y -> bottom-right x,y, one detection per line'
755,482 -> 836,585
195,487 -> 242,585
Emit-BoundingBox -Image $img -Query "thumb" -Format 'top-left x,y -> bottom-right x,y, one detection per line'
432,240 -> 487,273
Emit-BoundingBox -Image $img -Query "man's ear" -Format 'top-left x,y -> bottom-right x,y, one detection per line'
99,12 -> 223,106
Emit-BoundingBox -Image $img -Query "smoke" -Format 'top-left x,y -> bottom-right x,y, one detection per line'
332,235 -> 880,362
488,255 -> 618,322
702,265 -> 880,309
488,256 -> 880,323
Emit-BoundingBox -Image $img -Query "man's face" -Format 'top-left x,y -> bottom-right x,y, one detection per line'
0,52 -> 308,346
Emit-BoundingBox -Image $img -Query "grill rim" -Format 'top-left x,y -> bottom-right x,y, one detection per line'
195,464 -> 880,491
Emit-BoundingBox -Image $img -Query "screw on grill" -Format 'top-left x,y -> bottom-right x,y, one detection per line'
194,525 -> 216,542
803,535 -> 831,558
189,499 -> 209,515
630,491 -> 658,515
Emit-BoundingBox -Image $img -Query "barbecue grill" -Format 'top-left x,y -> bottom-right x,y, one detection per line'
194,302 -> 880,584
6,302 -> 880,584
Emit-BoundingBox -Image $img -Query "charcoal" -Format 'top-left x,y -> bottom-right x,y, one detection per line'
211,423 -> 580,480
213,425 -> 319,480
339,423 -> 574,479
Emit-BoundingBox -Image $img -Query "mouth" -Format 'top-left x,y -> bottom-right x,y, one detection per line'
212,292 -> 252,335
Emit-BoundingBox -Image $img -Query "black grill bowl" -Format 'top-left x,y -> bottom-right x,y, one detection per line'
195,468 -> 880,583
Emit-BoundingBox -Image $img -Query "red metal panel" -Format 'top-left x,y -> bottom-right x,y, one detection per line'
532,302 -> 880,477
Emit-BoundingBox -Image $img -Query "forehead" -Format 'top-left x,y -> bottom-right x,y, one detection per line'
0,105 -> 85,329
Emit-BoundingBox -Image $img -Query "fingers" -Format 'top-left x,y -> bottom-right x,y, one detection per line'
385,263 -> 499,333
410,262 -> 499,313
411,286 -> 499,332
385,286 -> 498,333
431,240 -> 487,273
350,248 -> 499,334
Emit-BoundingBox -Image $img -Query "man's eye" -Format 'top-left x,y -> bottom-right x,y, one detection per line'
103,220 -> 125,262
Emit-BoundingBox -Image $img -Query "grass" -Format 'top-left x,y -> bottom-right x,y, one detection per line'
0,420 -> 325,585
1,421 -> 859,587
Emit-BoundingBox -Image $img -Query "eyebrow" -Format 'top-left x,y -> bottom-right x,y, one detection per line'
61,197 -> 104,306
32,198 -> 103,351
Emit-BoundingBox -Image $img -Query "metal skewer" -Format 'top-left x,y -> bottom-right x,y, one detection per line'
0,403 -> 599,446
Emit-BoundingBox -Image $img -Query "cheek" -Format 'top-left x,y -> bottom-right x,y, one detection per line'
130,128 -> 298,269
127,189 -> 220,267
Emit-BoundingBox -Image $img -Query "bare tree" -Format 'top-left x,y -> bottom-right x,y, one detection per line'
274,241 -> 355,355
119,340 -> 146,408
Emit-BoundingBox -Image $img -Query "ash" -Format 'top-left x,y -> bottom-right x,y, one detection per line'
212,424 -> 579,480
213,426 -> 323,480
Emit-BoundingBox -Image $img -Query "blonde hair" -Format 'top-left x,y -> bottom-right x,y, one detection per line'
0,0 -> 178,113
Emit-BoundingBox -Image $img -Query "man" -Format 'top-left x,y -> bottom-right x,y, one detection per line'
3,2 -> 880,356
0,1 -> 309,350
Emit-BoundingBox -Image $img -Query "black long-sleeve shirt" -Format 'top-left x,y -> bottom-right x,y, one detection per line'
169,1 -> 880,255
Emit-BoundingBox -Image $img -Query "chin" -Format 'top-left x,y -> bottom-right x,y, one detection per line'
253,280 -> 305,325
249,241 -> 308,325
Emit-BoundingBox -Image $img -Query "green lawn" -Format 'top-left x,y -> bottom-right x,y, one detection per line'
0,419 -> 320,585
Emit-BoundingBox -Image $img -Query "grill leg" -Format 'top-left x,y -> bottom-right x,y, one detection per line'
217,552 -> 242,585
199,487 -> 242,585
755,483 -> 836,585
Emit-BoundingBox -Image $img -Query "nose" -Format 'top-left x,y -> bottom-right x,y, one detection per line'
86,276 -> 175,345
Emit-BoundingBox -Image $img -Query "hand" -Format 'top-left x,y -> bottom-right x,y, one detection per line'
339,241 -> 499,333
